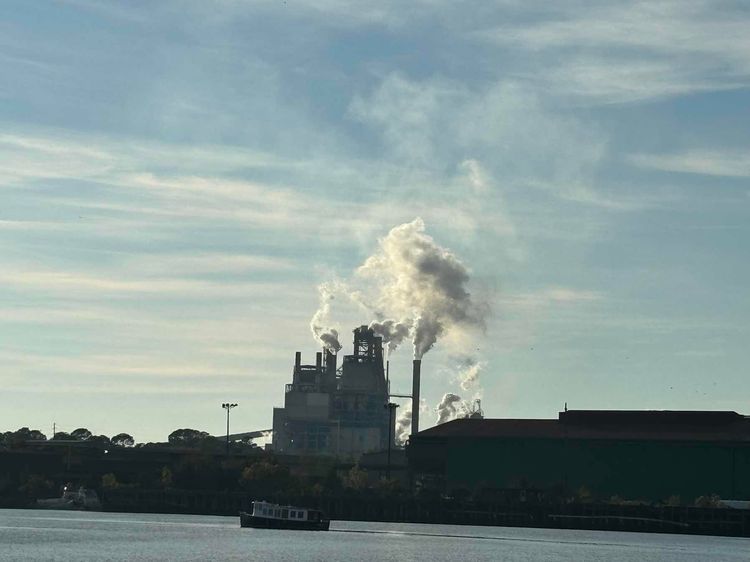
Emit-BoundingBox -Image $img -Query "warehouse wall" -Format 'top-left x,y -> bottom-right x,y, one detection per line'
427,438 -> 750,502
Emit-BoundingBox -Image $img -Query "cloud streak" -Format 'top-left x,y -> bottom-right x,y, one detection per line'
478,0 -> 750,103
630,150 -> 750,178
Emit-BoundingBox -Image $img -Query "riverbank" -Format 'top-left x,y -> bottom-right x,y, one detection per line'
91,489 -> 750,537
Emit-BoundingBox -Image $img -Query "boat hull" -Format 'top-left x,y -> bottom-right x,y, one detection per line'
239,512 -> 330,531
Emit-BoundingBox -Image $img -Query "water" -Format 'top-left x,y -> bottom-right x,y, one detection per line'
1,509 -> 747,561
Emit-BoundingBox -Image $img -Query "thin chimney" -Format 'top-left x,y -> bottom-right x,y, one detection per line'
411,359 -> 421,435
325,349 -> 336,374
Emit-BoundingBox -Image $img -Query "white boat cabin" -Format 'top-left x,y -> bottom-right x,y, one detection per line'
251,501 -> 319,521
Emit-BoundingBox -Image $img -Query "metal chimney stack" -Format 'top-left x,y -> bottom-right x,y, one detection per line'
411,359 -> 421,435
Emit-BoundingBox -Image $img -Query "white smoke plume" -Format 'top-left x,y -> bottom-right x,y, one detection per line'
369,319 -> 411,354
435,393 -> 465,425
394,403 -> 412,446
357,218 -> 486,359
393,398 -> 428,446
412,313 -> 443,359
457,357 -> 486,391
310,282 -> 342,353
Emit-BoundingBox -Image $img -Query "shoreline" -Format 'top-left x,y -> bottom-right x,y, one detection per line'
6,495 -> 749,538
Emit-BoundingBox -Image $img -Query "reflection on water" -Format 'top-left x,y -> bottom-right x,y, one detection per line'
1,509 -> 748,562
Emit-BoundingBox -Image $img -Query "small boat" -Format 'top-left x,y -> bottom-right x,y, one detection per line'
239,500 -> 330,531
36,485 -> 101,511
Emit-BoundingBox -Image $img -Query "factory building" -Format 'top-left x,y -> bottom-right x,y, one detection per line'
271,326 -> 393,458
408,410 -> 750,503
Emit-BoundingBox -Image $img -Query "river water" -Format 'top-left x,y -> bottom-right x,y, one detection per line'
1,509 -> 747,561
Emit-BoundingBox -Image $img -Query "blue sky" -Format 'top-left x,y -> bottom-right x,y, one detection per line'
1,0 -> 749,442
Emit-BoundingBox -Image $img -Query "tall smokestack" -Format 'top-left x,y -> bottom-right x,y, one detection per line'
411,359 -> 421,435
325,349 -> 336,374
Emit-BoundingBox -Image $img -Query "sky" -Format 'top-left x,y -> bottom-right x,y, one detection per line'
1,0 -> 749,443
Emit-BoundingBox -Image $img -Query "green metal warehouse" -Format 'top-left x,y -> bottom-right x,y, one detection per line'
407,410 -> 750,503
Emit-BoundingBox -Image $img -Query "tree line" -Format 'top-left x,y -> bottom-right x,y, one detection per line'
1,424 -> 404,508
1,427 -> 135,448
0,426 -> 260,452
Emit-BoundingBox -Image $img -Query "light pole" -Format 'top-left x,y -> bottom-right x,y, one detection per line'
222,403 -> 237,455
384,402 -> 399,480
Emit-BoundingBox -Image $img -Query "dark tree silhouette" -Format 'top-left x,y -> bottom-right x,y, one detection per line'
111,433 -> 135,447
71,428 -> 93,441
240,459 -> 291,488
88,434 -> 111,446
168,428 -> 210,447
18,474 -> 54,499
27,429 -> 47,441
51,431 -> 72,441
0,428 -> 47,447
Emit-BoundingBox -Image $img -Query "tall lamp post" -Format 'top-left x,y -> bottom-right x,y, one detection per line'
222,403 -> 238,455
384,402 -> 399,480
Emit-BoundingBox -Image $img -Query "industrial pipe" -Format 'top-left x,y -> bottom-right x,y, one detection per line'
411,359 -> 421,435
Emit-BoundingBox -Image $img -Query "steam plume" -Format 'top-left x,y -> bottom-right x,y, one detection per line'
357,218 -> 486,359
394,398 -> 428,445
369,319 -> 411,354
394,402 -> 412,446
435,393 -> 464,425
310,282 -> 342,353
457,357 -> 485,391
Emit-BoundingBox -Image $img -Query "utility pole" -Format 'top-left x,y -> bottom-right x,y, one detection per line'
221,403 -> 237,455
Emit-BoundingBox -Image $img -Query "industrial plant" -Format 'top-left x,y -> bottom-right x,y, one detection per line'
269,324 -> 750,509
271,325 -> 420,457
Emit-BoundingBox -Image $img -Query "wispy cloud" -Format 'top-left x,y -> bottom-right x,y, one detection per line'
126,253 -> 297,275
629,149 -> 750,178
0,301 -> 310,352
478,0 -> 750,103
536,57 -> 741,104
349,74 -> 636,209
0,125 -> 525,253
499,287 -> 604,310
0,264 -> 306,299
0,131 -> 285,187
0,350 -> 255,379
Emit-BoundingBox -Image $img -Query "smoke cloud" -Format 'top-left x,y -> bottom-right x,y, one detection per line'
394,402 -> 412,446
310,282 -> 342,353
308,220 -> 491,429
357,218 -> 486,359
457,357 -> 485,391
369,319 -> 411,354
394,398 -> 428,445
435,393 -> 465,425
